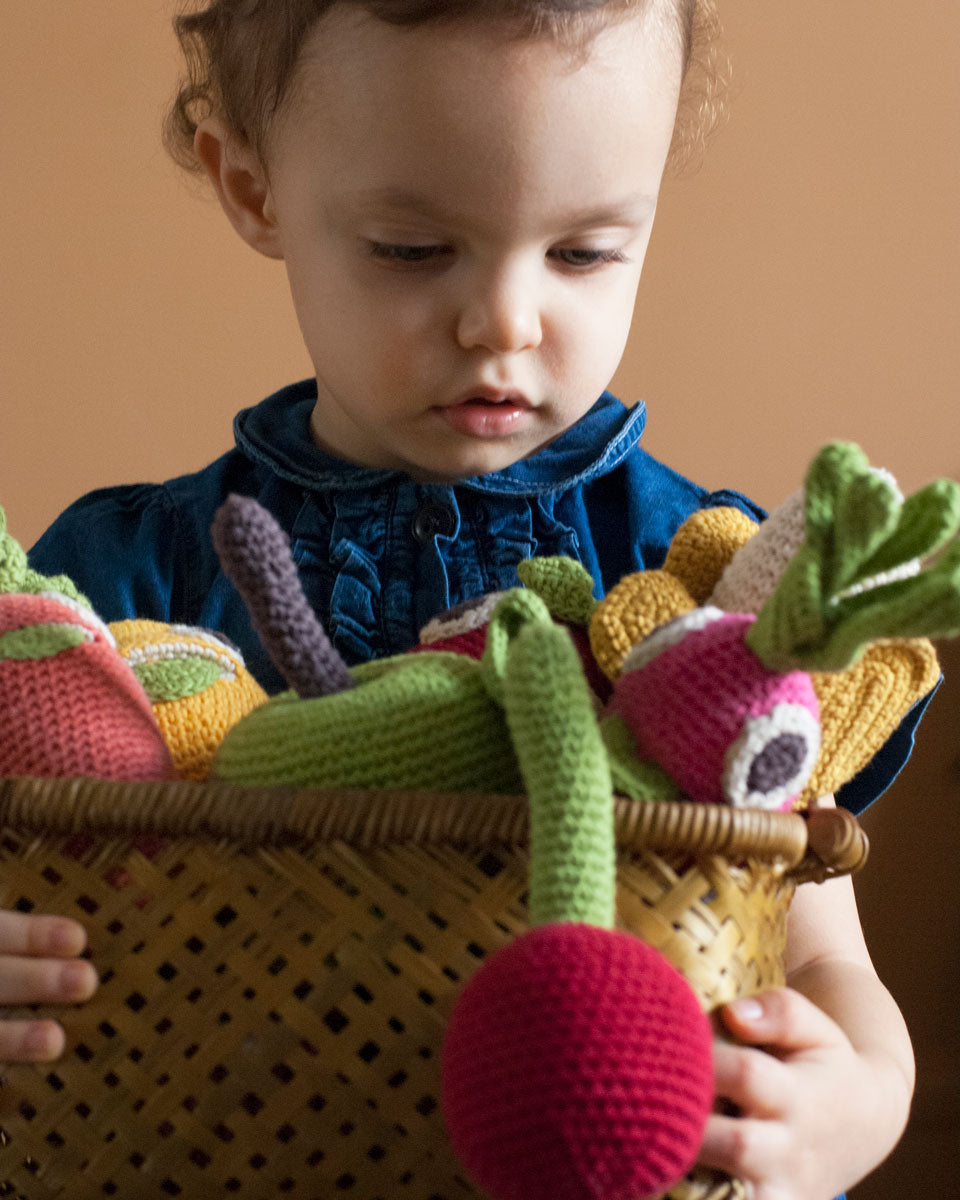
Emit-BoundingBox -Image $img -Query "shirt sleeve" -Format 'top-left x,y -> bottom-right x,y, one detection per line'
27,484 -> 187,624
703,487 -> 768,525
834,681 -> 940,815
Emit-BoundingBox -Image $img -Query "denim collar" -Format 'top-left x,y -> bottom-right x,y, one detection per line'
234,378 -> 647,497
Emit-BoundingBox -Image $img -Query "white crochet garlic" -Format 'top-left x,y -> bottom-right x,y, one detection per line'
709,489 -> 806,615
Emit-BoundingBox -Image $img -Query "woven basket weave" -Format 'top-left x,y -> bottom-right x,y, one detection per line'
0,777 -> 868,1200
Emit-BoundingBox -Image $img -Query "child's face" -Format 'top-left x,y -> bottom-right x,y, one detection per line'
257,6 -> 681,479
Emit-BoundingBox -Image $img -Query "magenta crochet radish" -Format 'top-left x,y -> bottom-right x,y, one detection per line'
608,608 -> 821,810
441,595 -> 714,1200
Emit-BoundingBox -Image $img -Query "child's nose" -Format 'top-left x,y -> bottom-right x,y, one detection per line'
456,269 -> 543,354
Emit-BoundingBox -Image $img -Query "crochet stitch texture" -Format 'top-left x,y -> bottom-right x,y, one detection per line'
111,620 -> 268,780
0,594 -> 176,780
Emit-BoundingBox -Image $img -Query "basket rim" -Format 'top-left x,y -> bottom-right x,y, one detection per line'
0,776 -> 866,877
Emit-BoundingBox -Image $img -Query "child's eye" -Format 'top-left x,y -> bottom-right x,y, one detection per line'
367,242 -> 451,265
549,247 -> 628,269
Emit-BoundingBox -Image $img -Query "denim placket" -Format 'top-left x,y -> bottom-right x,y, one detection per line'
408,483 -> 460,634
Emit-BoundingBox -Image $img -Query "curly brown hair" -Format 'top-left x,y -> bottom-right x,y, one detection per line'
164,0 -> 728,177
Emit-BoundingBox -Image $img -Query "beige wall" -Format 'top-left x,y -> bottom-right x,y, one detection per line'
2,3 -> 958,548
1,4 -> 958,1195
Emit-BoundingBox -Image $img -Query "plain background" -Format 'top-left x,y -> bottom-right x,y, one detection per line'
1,3 -> 958,1193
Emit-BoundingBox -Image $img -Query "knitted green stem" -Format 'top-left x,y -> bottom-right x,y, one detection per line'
493,593 -> 615,930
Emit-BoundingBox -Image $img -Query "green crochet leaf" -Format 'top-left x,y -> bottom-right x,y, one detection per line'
22,570 -> 91,608
829,468 -> 902,594
747,442 -> 960,671
816,541 -> 960,667
0,506 -> 28,594
516,556 -> 599,626
133,657 -> 223,703
0,505 -> 91,607
857,479 -> 960,578
0,624 -> 89,661
498,603 -> 615,930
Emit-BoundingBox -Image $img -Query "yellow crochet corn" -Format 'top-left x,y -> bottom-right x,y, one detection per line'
110,620 -> 268,780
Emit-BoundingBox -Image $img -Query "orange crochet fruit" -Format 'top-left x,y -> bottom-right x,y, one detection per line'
111,620 -> 268,780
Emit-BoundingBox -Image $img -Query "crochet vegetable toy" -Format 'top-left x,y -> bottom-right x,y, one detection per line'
110,619 -> 268,779
211,439 -> 960,807
0,508 -> 176,780
204,445 -> 960,1200
440,598 -> 714,1200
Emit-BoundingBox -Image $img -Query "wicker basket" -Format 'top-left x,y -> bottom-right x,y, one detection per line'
0,777 -> 868,1200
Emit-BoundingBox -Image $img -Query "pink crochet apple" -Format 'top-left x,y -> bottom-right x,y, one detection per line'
0,591 -> 177,780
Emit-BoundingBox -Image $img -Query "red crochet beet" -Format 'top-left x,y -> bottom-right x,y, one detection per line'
442,922 -> 714,1200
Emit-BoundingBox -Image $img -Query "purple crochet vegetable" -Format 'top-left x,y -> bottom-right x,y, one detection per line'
210,494 -> 354,698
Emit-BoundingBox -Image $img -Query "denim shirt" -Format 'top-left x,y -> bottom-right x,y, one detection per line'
29,378 -> 933,817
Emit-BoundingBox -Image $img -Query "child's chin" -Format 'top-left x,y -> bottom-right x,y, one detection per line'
406,444 -> 529,482
424,436 -> 552,482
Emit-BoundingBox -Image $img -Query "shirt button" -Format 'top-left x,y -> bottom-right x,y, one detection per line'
412,502 -> 457,543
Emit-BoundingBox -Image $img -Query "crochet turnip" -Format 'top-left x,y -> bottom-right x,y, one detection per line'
589,442 -> 960,808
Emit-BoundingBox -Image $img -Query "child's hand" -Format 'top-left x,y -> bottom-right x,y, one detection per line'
0,911 -> 97,1063
699,986 -> 907,1200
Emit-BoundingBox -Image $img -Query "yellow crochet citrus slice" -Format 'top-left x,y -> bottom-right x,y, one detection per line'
111,619 -> 268,780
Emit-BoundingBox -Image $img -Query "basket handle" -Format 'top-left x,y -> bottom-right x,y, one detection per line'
0,778 -> 866,879
787,806 -> 870,883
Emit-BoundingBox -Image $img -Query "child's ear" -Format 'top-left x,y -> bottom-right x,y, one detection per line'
193,117 -> 284,261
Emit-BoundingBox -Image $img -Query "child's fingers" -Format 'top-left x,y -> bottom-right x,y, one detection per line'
712,1039 -> 790,1118
696,1110 -> 787,1182
0,956 -> 97,1007
720,987 -> 847,1054
0,1018 -> 66,1063
0,911 -> 87,958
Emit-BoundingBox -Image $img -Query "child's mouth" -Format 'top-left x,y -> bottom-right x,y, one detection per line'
436,391 -> 532,439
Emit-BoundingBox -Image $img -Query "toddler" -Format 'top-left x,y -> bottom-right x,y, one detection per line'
6,3 -> 925,1197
